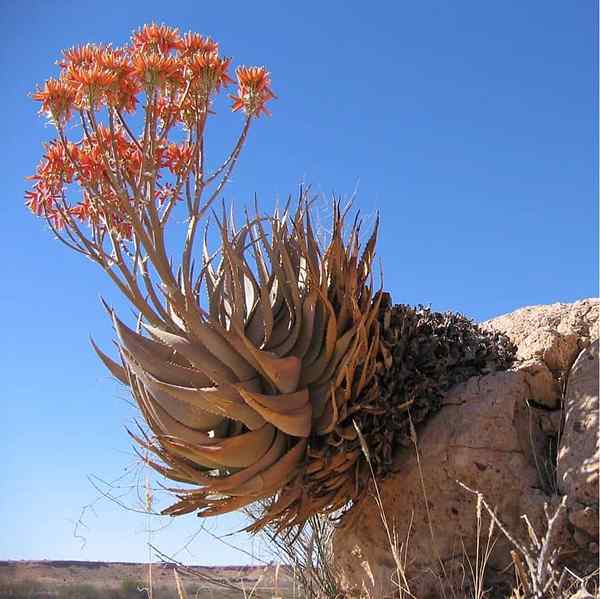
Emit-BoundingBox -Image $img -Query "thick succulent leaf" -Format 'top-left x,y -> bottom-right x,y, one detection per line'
290,292 -> 317,359
243,483 -> 303,533
161,423 -> 276,469
98,195 -> 401,531
128,362 -> 226,432
237,387 -> 312,437
113,316 -> 211,388
138,370 -> 265,431
208,430 -> 287,492
142,323 -> 239,384
90,338 -> 128,384
174,320 -> 257,381
224,438 -> 307,497
300,299 -> 338,385
302,301 -> 326,366
238,336 -> 302,394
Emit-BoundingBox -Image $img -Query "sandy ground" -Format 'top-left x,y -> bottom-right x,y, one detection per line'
0,560 -> 293,596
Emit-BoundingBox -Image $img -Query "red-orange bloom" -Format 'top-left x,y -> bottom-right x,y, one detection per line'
65,64 -> 117,109
69,196 -> 95,223
106,77 -> 140,113
67,65 -> 116,88
32,78 -> 76,123
114,219 -> 133,240
46,208 -> 68,231
76,145 -> 108,185
132,53 -> 182,88
187,54 -> 233,93
39,141 -> 76,184
155,183 -> 180,206
163,143 -> 195,175
96,47 -> 131,72
132,24 -> 182,55
59,44 -> 101,69
80,47 -> 139,109
25,179 -> 63,217
25,187 -> 50,216
29,24 -> 274,239
179,32 -> 218,59
155,94 -> 182,124
230,66 -> 275,117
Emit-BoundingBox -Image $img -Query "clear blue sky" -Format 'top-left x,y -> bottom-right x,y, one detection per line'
1,0 -> 597,566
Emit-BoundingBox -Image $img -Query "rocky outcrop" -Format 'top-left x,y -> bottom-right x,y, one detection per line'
333,299 -> 598,599
559,339 -> 599,553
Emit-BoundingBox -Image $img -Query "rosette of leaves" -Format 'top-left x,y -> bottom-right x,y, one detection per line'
97,197 -> 515,533
98,199 -> 384,530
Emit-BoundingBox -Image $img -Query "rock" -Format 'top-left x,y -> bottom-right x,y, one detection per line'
333,299 -> 599,598
485,299 -> 599,363
568,505 -> 599,539
518,359 -> 561,408
334,370 -> 542,598
558,339 -> 599,508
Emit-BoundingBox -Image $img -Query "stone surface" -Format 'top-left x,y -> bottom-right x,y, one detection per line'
558,340 -> 599,506
333,299 -> 598,599
569,505 -> 599,539
518,359 -> 561,408
485,299 -> 598,372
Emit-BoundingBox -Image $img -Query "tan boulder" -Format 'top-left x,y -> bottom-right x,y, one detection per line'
485,298 -> 598,371
558,339 -> 599,554
333,299 -> 598,598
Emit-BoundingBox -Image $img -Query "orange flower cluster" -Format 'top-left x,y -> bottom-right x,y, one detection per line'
27,24 -> 275,241
32,24 -> 274,124
26,127 -> 142,237
231,66 -> 276,117
26,119 -> 204,236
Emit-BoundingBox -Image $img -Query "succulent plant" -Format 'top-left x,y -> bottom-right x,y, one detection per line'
95,196 -> 515,532
26,23 -> 516,533
96,198 -> 382,530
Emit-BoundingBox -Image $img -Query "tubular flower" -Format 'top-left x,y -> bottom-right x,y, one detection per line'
163,143 -> 195,175
25,141 -> 77,217
31,78 -> 76,124
155,183 -> 180,206
60,44 -> 102,69
132,53 -> 182,89
97,48 -> 140,112
179,33 -> 219,59
231,66 -> 275,117
155,94 -> 183,124
187,54 -> 233,96
65,64 -> 117,109
107,77 -> 140,113
25,183 -> 59,216
132,23 -> 182,55
69,197 -> 93,222
37,141 -> 76,184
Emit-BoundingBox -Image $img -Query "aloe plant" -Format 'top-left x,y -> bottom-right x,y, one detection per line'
26,23 -> 515,533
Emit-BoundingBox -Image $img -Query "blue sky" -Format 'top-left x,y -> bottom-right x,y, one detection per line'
1,0 -> 597,566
